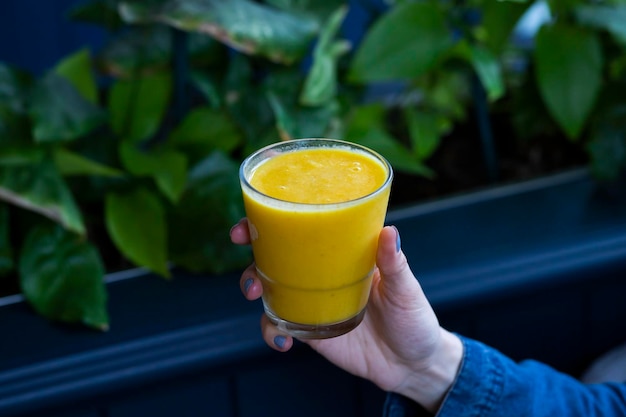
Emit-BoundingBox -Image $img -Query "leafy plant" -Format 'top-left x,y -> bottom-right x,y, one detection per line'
347,0 -> 626,181
0,0 -> 435,330
3,0 -> 624,330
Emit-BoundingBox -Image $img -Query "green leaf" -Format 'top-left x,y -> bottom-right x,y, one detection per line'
264,0 -> 347,23
352,128 -> 434,177
99,25 -> 171,77
534,24 -> 603,140
576,5 -> 626,45
455,42 -> 504,102
404,108 -> 444,161
267,92 -> 296,141
349,1 -> 454,82
105,188 -> 170,277
587,106 -> 626,180
29,73 -> 105,143
168,151 -> 251,273
0,64 -> 32,113
0,143 -> 45,166
119,143 -> 187,203
299,6 -> 350,106
67,0 -> 124,31
482,0 -> 531,54
0,204 -> 14,276
0,158 -> 85,235
189,71 -> 221,109
0,103 -> 31,147
587,127 -> 626,180
168,106 -> 242,161
547,0 -> 583,15
54,49 -> 98,104
119,0 -> 319,64
344,104 -> 434,177
108,72 -> 172,142
19,223 -> 108,330
54,148 -> 125,178
222,54 -> 276,146
99,25 -> 225,78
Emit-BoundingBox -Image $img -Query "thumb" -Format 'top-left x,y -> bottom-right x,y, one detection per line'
376,226 -> 424,302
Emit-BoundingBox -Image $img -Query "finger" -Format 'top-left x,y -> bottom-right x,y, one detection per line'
240,263 -> 263,300
376,226 -> 424,304
261,314 -> 294,352
230,218 -> 251,245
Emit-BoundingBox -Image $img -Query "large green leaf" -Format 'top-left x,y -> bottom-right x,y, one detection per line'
0,204 -> 13,276
300,6 -> 350,106
534,24 -> 603,140
349,1 -> 454,82
54,49 -> 98,104
19,223 -> 108,330
119,143 -> 187,203
576,4 -> 626,45
108,72 -> 172,142
0,158 -> 85,235
168,151 -> 250,273
168,106 -> 242,162
54,148 -> 125,178
105,187 -> 170,277
119,0 -> 319,64
29,73 -> 106,143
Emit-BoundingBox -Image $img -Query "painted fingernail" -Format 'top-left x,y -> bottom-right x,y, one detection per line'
230,218 -> 244,234
274,335 -> 287,349
393,226 -> 401,253
243,278 -> 254,294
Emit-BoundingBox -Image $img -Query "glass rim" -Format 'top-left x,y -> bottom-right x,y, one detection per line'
239,138 -> 393,209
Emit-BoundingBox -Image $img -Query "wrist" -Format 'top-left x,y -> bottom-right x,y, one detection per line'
395,329 -> 464,413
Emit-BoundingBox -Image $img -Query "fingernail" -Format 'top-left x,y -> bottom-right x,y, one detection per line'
392,226 -> 401,253
243,278 -> 254,294
274,335 -> 287,349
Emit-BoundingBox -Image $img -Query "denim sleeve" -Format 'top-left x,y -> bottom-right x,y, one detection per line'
383,336 -> 626,417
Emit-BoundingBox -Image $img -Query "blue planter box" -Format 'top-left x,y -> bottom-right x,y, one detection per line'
1,168 -> 626,417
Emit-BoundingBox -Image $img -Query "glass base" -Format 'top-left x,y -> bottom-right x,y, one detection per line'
264,307 -> 367,339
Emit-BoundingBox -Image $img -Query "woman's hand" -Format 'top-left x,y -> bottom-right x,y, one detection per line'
230,219 -> 463,413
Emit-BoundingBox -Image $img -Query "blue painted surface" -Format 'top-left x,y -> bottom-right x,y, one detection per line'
1,170 -> 626,417
0,0 -> 107,74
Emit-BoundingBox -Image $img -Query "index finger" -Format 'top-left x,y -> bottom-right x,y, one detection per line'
230,218 -> 251,245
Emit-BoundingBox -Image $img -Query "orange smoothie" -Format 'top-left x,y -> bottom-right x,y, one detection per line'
240,139 -> 392,335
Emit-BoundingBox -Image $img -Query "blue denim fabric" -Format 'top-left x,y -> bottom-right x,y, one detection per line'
383,336 -> 626,416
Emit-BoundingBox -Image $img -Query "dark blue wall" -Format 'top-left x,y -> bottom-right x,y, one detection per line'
0,0 -> 107,74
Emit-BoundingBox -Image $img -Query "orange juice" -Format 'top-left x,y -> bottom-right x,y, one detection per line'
239,139 -> 392,338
